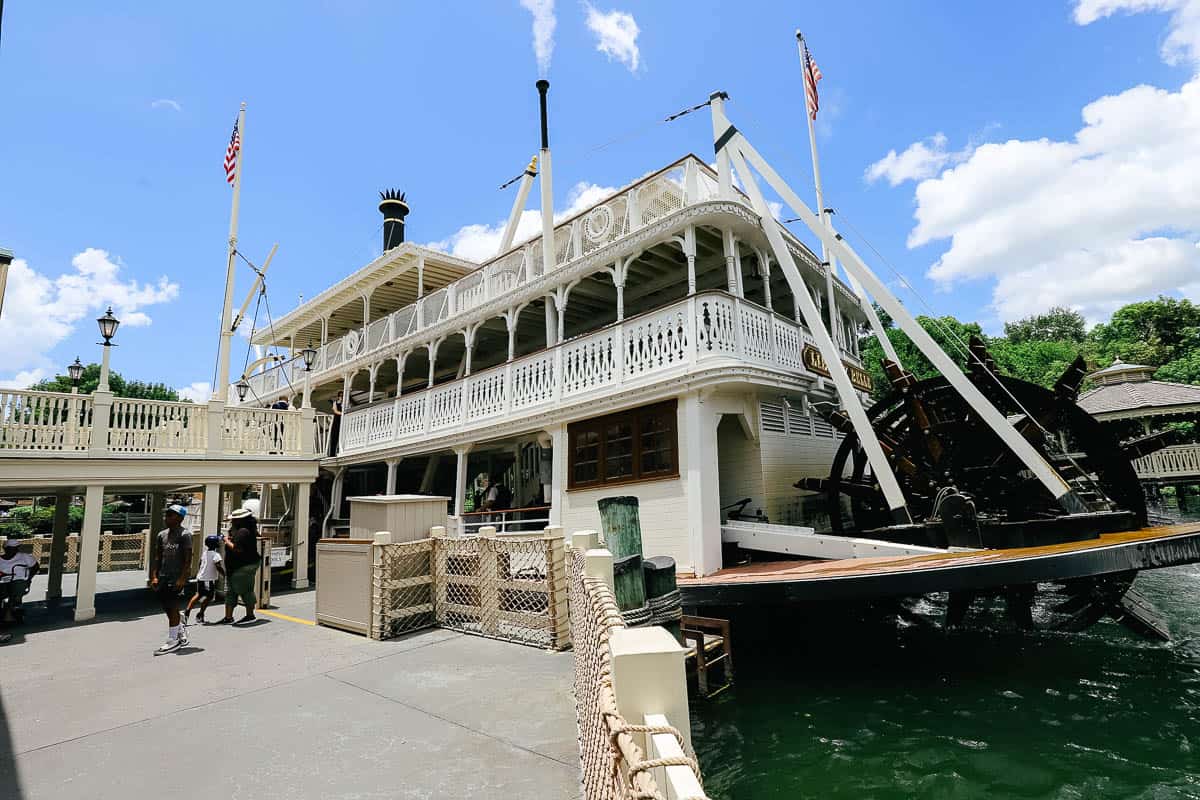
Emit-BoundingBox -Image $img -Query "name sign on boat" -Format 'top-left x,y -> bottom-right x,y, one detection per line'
802,344 -> 873,393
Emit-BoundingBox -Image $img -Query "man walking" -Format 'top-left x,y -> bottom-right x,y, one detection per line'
151,504 -> 193,654
216,508 -> 260,625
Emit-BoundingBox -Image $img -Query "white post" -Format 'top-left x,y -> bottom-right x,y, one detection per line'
540,149 -> 556,277
572,529 -> 600,551
88,390 -> 113,457
500,155 -> 538,255
293,481 -> 311,588
583,547 -> 615,593
74,484 -> 105,621
609,626 -> 692,752
710,92 -> 734,199
684,225 -> 697,295
98,339 -> 114,394
385,458 -> 401,494
454,445 -> 471,517
548,424 -> 565,526
214,103 -> 247,402
683,393 -> 722,576
202,483 -> 222,544
46,491 -> 72,604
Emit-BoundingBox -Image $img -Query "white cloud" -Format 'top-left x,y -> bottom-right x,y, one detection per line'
865,133 -> 971,186
0,249 -> 179,384
177,381 -> 212,403
584,4 -> 641,72
1074,0 -> 1200,65
426,181 -> 617,262
519,0 -> 556,75
0,370 -> 48,391
150,98 -> 182,112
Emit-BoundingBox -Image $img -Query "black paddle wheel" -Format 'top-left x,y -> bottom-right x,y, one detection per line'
796,336 -> 1179,639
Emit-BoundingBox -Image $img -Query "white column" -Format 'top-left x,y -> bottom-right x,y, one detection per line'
548,424 -> 565,526
385,458 -> 401,494
683,392 -> 721,576
723,230 -> 738,295
340,372 -> 352,410
202,483 -> 222,542
454,445 -> 471,517
417,253 -> 425,298
427,341 -> 438,388
293,481 -> 311,589
506,312 -> 517,361
555,289 -> 567,343
684,225 -> 697,295
368,362 -> 379,403
74,484 -> 105,621
395,353 -> 407,397
609,626 -> 692,752
330,469 -> 346,524
544,296 -> 557,347
146,492 -> 165,585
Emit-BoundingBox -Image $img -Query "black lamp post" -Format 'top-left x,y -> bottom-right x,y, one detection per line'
95,307 -> 120,392
235,377 -> 250,403
301,342 -> 318,372
67,357 -> 84,392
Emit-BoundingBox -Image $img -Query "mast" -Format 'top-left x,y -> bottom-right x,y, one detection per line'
795,32 -> 899,364
213,102 -> 246,402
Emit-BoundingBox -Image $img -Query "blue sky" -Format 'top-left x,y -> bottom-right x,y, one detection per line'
2,1 -> 1198,396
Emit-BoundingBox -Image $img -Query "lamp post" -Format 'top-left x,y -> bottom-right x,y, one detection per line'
67,357 -> 84,395
300,341 -> 317,409
235,377 -> 250,403
96,308 -> 120,393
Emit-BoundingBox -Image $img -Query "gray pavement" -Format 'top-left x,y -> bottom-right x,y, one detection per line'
0,589 -> 582,800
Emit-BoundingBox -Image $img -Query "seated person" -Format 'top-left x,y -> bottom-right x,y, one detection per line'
0,539 -> 39,623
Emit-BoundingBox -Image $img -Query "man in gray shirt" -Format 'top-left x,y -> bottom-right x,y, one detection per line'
151,504 -> 193,654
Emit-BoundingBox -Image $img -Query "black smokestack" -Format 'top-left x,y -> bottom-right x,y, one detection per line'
379,189 -> 410,251
536,79 -> 550,150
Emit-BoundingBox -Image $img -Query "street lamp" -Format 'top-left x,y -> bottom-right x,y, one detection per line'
95,307 -> 120,393
300,341 -> 317,409
67,357 -> 84,393
235,377 -> 250,402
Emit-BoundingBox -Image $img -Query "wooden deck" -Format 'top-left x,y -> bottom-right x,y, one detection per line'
679,523 -> 1200,607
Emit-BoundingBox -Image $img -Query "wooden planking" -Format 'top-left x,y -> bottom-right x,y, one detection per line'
682,523 -> 1200,587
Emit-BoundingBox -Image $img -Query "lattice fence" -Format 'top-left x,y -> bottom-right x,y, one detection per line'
371,539 -> 436,640
24,532 -> 148,572
434,533 -> 570,649
567,547 -> 710,800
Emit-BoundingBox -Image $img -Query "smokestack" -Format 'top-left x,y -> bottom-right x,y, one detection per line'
536,80 -> 555,282
536,79 -> 550,149
378,189 -> 410,251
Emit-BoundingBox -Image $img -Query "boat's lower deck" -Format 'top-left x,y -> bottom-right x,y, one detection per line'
679,523 -> 1200,606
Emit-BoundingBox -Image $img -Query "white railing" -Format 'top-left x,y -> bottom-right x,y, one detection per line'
460,506 -> 552,536
223,407 -> 303,456
338,290 -> 844,457
1134,443 -> 1200,480
248,157 -> 726,397
0,389 -> 93,451
108,397 -> 207,454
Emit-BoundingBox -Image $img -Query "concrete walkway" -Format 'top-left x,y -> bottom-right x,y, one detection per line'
0,589 -> 581,800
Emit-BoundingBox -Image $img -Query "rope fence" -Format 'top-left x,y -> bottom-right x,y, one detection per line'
567,545 -> 711,800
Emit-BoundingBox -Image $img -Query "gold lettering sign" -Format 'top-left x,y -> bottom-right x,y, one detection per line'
802,344 -> 873,393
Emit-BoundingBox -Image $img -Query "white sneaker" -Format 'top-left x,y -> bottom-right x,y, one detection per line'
155,638 -> 182,655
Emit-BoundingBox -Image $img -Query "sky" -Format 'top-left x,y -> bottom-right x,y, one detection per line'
2,1 -> 1199,399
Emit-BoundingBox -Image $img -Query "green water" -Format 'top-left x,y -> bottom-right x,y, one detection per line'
692,562 -> 1200,798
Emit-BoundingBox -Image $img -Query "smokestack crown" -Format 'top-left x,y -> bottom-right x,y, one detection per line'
379,189 -> 410,251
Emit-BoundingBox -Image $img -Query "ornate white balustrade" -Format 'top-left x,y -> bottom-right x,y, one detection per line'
338,291 -> 836,456
245,157 -> 729,401
0,387 -> 316,459
1134,443 -> 1200,480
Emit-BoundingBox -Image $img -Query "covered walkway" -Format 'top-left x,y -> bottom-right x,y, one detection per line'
0,588 -> 580,800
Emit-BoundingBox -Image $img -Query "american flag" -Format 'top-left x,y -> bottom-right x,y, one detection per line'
804,46 -> 823,120
223,119 -> 241,186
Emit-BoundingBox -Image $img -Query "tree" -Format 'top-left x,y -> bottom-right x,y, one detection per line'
859,314 -> 985,399
988,338 -> 1084,388
1088,296 -> 1200,367
1155,351 -> 1200,385
30,363 -> 180,401
1003,307 -> 1087,344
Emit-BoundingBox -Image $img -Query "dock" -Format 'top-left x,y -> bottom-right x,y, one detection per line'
679,522 -> 1200,606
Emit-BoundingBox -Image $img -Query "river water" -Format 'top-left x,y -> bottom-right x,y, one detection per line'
691,523 -> 1200,798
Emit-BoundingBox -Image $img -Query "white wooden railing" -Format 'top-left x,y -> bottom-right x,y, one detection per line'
245,157 -> 735,399
338,291 -> 828,456
0,389 -> 316,459
1134,443 -> 1200,480
0,389 -> 94,451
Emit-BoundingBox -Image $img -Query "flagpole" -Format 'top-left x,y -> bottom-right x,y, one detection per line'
213,102 -> 246,402
795,31 -> 900,365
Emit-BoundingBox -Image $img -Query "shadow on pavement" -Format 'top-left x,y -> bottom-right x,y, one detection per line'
0,679 -> 24,800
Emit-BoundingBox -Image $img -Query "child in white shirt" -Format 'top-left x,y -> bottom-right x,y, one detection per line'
184,534 -> 224,625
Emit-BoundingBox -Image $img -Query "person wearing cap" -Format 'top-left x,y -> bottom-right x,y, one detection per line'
0,539 -> 39,624
217,508 -> 260,625
151,504 -> 193,654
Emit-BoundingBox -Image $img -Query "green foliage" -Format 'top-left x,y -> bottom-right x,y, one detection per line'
856,296 -> 1200,402
0,501 -> 121,538
30,363 -> 180,401
1003,307 -> 1087,344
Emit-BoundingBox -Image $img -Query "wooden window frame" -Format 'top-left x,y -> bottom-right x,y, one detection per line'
567,399 -> 680,490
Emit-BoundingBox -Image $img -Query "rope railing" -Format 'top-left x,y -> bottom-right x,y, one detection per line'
567,546 -> 711,800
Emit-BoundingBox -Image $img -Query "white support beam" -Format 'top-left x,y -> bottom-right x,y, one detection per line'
722,110 -> 1079,510
293,481 -> 311,588
74,484 -> 105,621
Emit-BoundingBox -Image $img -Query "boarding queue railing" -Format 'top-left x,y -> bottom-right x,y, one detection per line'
1134,443 -> 1200,480
0,388 -> 319,459
338,289 -> 869,456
